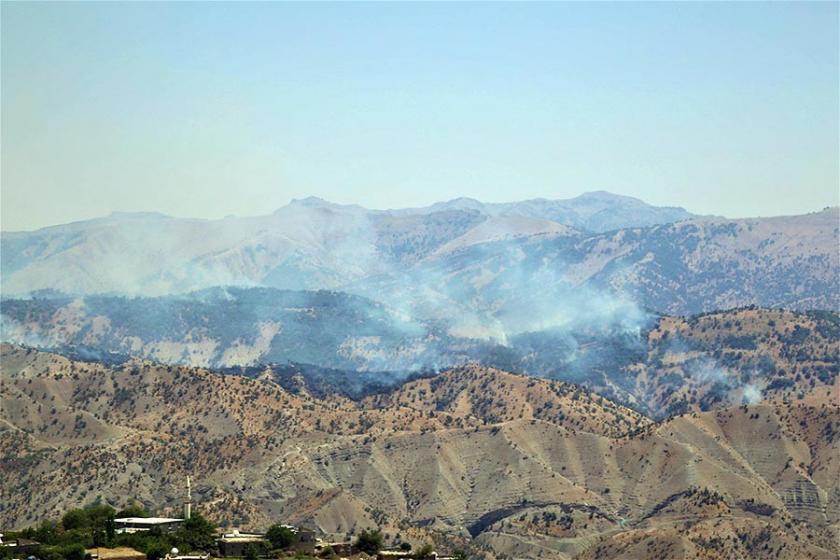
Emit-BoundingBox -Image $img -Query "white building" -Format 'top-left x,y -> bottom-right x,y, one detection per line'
114,517 -> 184,534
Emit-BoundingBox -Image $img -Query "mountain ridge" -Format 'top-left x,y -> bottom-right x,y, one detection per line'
2,195 -> 835,317
2,191 -> 695,234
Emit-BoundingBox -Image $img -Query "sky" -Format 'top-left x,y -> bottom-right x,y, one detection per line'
2,2 -> 838,231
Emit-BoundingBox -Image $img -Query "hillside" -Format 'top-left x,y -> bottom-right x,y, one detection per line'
0,287 -> 468,371
2,346 -> 838,559
578,209 -> 840,314
0,345 -> 642,528
636,308 -> 839,416
519,306 -> 840,418
358,208 -> 839,324
3,295 -> 835,419
365,365 -> 650,438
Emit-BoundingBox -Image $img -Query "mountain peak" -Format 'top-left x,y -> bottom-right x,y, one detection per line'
579,189 -> 626,198
283,196 -> 365,213
430,197 -> 486,211
289,196 -> 333,207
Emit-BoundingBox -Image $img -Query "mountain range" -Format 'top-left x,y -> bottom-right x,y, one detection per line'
2,191 -> 695,295
2,193 -> 836,317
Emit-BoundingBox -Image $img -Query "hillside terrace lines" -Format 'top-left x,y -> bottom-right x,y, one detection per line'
655,417 -> 783,512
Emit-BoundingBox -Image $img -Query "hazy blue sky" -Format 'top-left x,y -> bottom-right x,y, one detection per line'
2,2 -> 838,231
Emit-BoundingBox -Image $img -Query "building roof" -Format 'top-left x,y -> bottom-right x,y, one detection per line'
1,538 -> 40,547
115,518 -> 183,524
218,536 -> 266,543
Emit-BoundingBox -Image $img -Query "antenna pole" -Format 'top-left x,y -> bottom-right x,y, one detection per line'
185,476 -> 192,520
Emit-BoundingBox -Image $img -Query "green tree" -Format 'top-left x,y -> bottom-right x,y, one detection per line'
39,548 -> 64,560
92,525 -> 107,548
354,529 -> 383,555
398,542 -> 412,552
265,525 -> 298,550
61,509 -> 90,531
85,504 -> 116,529
176,513 -> 216,551
90,508 -> 116,547
31,520 -> 60,545
143,540 -> 169,560
116,504 -> 148,518
452,550 -> 468,560
112,532 -> 146,551
59,544 -> 87,560
54,528 -> 93,549
415,543 -> 434,558
105,513 -> 116,544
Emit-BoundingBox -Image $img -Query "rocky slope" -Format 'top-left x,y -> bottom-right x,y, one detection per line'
2,346 -> 838,559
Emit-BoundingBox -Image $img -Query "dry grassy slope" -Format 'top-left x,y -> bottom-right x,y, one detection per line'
581,208 -> 840,313
0,343 -> 467,528
575,516 -> 835,560
636,307 -> 839,416
364,365 -> 651,438
454,393 -> 840,559
244,396 -> 839,558
2,345 -> 839,559
0,345 -> 638,528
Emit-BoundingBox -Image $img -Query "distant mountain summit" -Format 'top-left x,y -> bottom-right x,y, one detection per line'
392,190 -> 699,232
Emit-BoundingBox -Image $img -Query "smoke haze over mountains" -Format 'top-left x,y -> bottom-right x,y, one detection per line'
1,193 -> 837,419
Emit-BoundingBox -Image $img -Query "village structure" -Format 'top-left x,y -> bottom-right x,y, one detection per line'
0,479 -> 453,560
